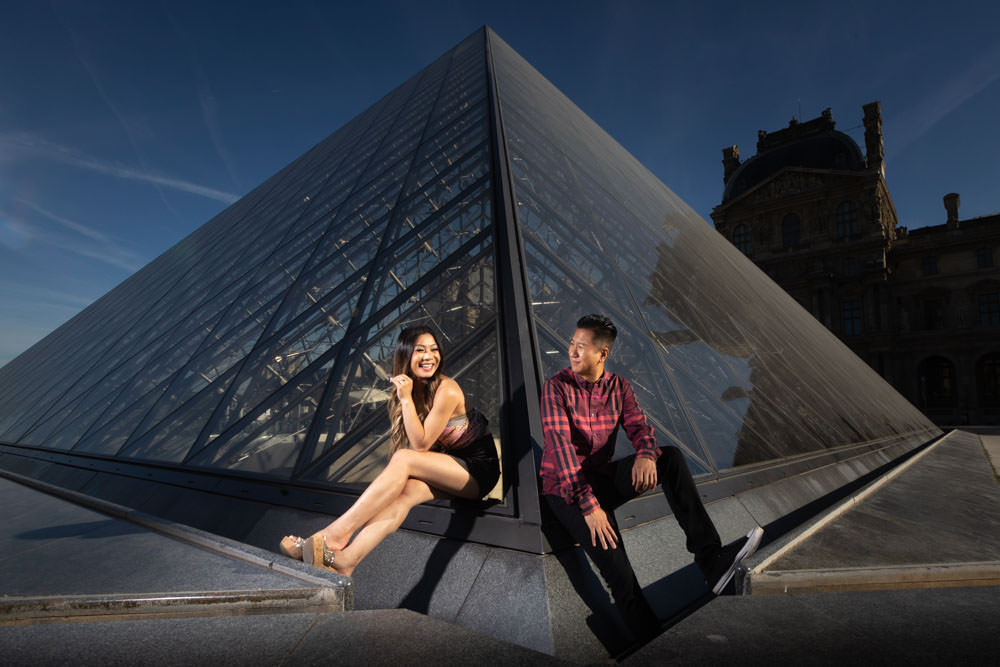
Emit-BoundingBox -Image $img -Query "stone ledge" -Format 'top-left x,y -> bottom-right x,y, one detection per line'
749,561 -> 1000,594
0,587 -> 344,625
0,467 -> 352,608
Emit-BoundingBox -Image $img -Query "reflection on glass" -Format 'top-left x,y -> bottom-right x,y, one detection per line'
491,31 -> 937,476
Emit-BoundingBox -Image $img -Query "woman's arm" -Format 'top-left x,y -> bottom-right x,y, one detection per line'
393,376 -> 463,451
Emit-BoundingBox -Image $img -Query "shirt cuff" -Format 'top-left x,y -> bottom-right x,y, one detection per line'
579,493 -> 600,516
636,445 -> 660,462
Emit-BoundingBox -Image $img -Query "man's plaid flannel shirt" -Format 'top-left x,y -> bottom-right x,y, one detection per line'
540,367 -> 661,515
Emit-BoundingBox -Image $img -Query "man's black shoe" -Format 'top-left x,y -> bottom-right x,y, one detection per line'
703,525 -> 764,595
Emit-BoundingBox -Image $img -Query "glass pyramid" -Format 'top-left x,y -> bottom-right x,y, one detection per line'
0,29 -> 938,545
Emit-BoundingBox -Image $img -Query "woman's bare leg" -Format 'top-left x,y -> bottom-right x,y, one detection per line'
328,478 -> 436,576
313,449 -> 479,550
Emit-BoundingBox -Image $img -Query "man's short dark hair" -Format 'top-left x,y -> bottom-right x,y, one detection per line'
576,314 -> 617,351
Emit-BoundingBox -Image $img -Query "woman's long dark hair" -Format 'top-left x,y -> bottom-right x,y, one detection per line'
388,325 -> 445,453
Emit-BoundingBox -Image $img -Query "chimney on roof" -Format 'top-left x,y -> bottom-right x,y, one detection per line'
722,145 -> 741,184
944,193 -> 960,228
863,101 -> 884,175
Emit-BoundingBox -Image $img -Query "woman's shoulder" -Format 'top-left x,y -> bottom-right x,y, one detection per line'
437,375 -> 464,398
437,375 -> 467,412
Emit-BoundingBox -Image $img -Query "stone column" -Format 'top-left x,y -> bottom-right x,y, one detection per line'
722,145 -> 740,184
863,101 -> 884,174
944,192 -> 960,228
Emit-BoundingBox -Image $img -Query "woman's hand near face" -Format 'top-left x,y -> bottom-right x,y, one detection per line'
390,374 -> 413,402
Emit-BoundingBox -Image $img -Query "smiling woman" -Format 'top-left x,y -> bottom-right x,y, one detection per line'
387,327 -> 446,452
278,325 -> 499,577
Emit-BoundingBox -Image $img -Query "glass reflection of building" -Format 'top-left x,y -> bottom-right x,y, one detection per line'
0,28 -> 939,554
491,34 -> 937,481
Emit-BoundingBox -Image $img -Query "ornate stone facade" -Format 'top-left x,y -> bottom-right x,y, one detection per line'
712,103 -> 1000,425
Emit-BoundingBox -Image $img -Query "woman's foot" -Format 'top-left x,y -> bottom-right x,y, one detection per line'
303,534 -> 341,571
280,534 -> 353,576
279,535 -> 305,560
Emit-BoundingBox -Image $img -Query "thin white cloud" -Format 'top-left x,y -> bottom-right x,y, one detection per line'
60,150 -> 241,203
0,280 -> 96,310
47,236 -> 144,273
26,223 -> 144,273
164,5 -> 242,190
888,42 -> 1000,158
6,198 -> 148,273
55,6 -> 189,220
15,198 -> 114,244
0,132 -> 240,203
199,87 -> 242,190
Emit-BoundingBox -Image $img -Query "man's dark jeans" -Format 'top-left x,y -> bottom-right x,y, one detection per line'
545,446 -> 721,639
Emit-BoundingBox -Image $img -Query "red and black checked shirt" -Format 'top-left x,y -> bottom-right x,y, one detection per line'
540,367 -> 660,515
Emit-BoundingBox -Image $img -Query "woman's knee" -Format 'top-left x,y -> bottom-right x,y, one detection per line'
398,479 -> 431,507
388,448 -> 423,472
386,482 -> 427,521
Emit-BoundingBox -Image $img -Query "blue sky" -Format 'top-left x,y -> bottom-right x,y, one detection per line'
2,0 -> 999,366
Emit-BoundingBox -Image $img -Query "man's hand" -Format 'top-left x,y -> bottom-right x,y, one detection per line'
631,457 -> 657,493
583,507 -> 618,550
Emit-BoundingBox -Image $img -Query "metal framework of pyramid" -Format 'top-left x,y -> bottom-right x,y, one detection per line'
0,28 -> 940,656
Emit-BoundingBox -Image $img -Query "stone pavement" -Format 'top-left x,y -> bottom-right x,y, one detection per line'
747,429 -> 1000,593
624,430 -> 1000,666
0,472 -> 562,666
624,585 -> 998,666
1,430 -> 998,665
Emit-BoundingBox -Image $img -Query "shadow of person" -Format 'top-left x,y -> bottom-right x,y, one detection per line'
550,543 -> 635,656
541,512 -> 636,656
398,498 -> 497,613
17,520 -> 145,540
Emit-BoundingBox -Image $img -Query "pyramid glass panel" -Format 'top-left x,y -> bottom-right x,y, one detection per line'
73,383 -> 168,456
488,32 -> 936,473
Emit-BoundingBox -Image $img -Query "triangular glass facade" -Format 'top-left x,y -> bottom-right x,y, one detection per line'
488,33 -> 938,474
0,29 -> 938,542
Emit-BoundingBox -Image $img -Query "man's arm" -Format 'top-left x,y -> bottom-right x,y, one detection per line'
620,378 -> 661,492
539,378 -> 599,515
540,377 -> 619,550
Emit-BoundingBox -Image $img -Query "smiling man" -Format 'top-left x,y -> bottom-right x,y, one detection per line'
540,314 -> 763,642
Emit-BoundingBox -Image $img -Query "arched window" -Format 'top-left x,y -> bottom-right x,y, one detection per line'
781,213 -> 801,249
918,356 -> 956,410
836,201 -> 858,237
978,353 -> 1000,411
732,224 -> 750,255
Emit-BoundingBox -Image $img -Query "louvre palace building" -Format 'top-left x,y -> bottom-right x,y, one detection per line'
711,103 -> 1000,426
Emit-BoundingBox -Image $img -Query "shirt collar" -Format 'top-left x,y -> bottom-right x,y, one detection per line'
567,367 -> 608,390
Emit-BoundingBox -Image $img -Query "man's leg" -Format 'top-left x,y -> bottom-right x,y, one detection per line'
545,493 -> 660,641
656,446 -> 722,563
612,448 -> 762,594
611,447 -> 721,563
